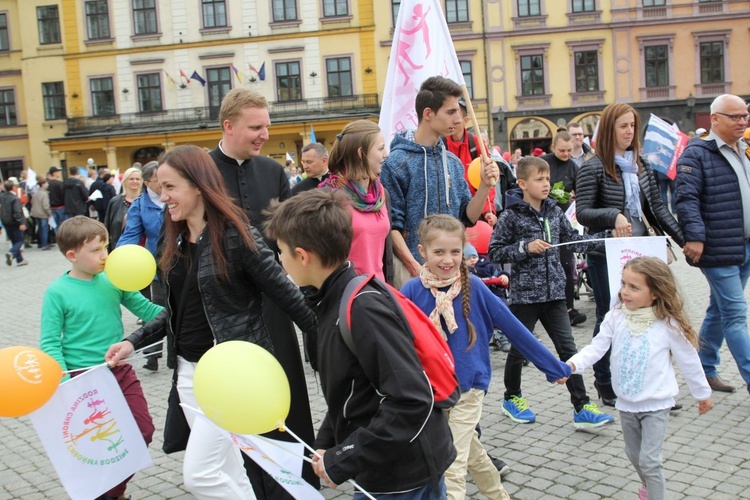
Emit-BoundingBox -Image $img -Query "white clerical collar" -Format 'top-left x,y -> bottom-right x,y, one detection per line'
218,140 -> 246,166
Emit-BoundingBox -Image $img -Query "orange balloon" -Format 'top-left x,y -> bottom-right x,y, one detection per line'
744,127 -> 750,140
467,157 -> 482,189
0,346 -> 63,417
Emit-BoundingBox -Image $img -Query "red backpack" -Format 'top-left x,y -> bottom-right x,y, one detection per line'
338,274 -> 460,409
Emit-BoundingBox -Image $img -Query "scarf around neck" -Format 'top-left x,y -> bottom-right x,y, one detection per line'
419,264 -> 462,337
319,173 -> 385,213
615,151 -> 642,221
621,305 -> 656,335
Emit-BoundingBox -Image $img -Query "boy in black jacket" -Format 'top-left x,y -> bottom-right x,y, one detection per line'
266,190 -> 456,497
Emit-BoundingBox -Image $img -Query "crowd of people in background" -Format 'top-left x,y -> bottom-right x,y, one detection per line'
1,85 -> 747,500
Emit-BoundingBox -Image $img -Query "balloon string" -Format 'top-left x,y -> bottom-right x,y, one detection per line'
61,341 -> 165,375
280,424 -> 376,500
253,435 -> 314,464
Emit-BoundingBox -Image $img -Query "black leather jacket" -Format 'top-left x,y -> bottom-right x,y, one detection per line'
126,225 -> 317,367
576,155 -> 684,248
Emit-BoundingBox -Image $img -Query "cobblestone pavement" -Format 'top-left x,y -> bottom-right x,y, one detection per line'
1,245 -> 749,499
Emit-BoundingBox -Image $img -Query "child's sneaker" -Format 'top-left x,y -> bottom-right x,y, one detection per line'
502,395 -> 536,423
573,402 -> 614,429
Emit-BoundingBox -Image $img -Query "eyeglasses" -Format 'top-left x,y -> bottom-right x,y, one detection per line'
715,112 -> 750,123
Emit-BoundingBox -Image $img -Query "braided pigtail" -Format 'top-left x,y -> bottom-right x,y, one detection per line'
460,260 -> 477,350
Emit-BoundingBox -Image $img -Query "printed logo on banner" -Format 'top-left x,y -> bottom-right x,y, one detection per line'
14,349 -> 44,384
228,435 -> 307,488
62,389 -> 130,467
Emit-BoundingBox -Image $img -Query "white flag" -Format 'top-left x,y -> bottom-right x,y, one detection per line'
30,366 -> 152,500
379,0 -> 465,146
605,236 -> 668,307
182,405 -> 322,499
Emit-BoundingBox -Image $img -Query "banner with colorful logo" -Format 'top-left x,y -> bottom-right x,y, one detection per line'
182,405 -> 322,499
605,236 -> 668,307
379,0 -> 464,146
29,366 -> 152,500
642,114 -> 689,180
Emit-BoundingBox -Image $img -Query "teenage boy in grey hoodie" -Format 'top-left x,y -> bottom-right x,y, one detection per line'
381,76 -> 498,282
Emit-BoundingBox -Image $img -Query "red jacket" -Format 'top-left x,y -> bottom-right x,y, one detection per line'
445,131 -> 496,215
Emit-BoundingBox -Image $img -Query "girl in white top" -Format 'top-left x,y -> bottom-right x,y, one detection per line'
567,257 -> 713,500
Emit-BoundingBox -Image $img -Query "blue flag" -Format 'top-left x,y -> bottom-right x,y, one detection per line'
310,125 -> 317,143
190,71 -> 207,87
258,62 -> 265,81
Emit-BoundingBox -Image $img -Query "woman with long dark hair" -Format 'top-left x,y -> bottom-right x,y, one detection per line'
106,145 -> 316,499
575,103 -> 684,408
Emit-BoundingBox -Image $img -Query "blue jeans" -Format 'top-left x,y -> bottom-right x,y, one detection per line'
586,253 -> 612,385
698,243 -> 750,386
51,207 -> 67,234
6,225 -> 25,263
34,217 -> 49,248
353,477 -> 446,500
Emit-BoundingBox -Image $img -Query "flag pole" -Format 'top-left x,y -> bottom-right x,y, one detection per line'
461,85 -> 496,187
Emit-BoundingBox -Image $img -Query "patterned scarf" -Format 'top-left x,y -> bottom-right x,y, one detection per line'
319,173 -> 385,213
615,151 -> 642,221
621,305 -> 656,335
419,264 -> 462,337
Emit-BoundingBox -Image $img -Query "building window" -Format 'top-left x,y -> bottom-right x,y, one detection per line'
446,0 -> 468,23
272,0 -> 297,22
207,67 -> 232,119
520,55 -> 544,96
326,57 -> 352,97
700,41 -> 724,83
133,0 -> 158,35
0,89 -> 17,126
37,5 -> 61,44
392,0 -> 401,27
42,82 -> 66,120
0,159 -> 24,181
643,0 -> 665,5
644,45 -> 668,87
572,0 -> 595,12
137,73 -> 162,112
0,13 -> 9,51
517,0 -> 541,16
202,0 -> 227,28
276,61 -> 302,101
323,0 -> 348,17
460,61 -> 473,98
85,0 -> 110,40
574,50 -> 599,92
90,77 -> 115,116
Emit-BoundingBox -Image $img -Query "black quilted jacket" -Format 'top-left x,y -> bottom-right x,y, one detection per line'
125,225 -> 317,368
575,155 -> 684,249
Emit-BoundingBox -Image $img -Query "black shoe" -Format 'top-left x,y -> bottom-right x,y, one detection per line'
490,339 -> 502,352
594,381 -> 617,407
143,357 -> 158,371
489,455 -> 510,477
522,358 -> 529,367
670,404 -> 683,412
569,308 -> 587,326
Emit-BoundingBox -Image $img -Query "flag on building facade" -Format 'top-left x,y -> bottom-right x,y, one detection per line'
642,114 -> 689,180
179,69 -> 190,83
163,70 -> 177,88
310,125 -> 317,143
257,62 -> 266,81
29,366 -> 152,500
379,0 -> 465,146
190,71 -> 207,87
231,64 -> 244,84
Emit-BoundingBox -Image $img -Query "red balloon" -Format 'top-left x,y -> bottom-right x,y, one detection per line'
466,220 -> 493,255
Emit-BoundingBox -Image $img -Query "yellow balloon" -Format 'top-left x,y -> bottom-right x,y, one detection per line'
194,341 -> 291,435
0,346 -> 63,417
467,157 -> 482,189
105,244 -> 156,292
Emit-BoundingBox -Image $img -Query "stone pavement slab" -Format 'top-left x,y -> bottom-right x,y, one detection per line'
1,245 -> 749,499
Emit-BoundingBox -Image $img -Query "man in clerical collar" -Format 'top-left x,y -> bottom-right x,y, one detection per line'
292,142 -> 330,195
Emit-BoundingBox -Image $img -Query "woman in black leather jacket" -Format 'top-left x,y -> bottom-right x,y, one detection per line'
106,145 -> 316,499
576,103 -> 684,408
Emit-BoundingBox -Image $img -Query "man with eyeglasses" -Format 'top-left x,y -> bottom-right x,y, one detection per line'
566,121 -> 593,170
675,93 -> 750,395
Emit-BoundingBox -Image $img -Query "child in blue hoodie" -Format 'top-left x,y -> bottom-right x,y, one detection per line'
401,214 -> 570,500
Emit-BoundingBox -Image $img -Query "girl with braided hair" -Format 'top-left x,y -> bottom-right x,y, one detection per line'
401,214 -> 570,500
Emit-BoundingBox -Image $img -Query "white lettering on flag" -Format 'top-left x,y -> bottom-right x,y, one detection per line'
379,0 -> 465,146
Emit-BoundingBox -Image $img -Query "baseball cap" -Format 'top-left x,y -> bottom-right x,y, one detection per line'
48,166 -> 63,174
532,147 -> 544,157
457,98 -> 467,112
694,128 -> 707,136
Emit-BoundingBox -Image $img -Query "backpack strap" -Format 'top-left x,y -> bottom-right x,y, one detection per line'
467,133 -> 478,160
338,274 -> 377,354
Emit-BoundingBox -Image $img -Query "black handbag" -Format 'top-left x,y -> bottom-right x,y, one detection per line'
162,378 -> 190,454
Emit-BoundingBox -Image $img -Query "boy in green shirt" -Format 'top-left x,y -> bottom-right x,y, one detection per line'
40,216 -> 163,500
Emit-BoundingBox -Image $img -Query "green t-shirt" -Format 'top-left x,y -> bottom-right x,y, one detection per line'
40,272 -> 163,376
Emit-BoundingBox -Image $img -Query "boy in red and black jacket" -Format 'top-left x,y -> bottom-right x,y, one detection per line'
266,189 -> 455,497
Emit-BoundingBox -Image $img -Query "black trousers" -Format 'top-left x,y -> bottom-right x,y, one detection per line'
560,246 -> 575,310
504,300 -> 589,410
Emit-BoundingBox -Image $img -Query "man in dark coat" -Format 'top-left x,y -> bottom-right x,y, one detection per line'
62,166 -> 88,217
209,88 -> 319,497
1,180 -> 28,266
675,93 -> 750,395
292,142 -> 330,195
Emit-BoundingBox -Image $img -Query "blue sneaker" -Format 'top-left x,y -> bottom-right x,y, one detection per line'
574,402 -> 614,429
502,395 -> 536,423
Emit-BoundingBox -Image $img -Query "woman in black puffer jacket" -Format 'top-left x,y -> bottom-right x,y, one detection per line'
575,103 -> 684,407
